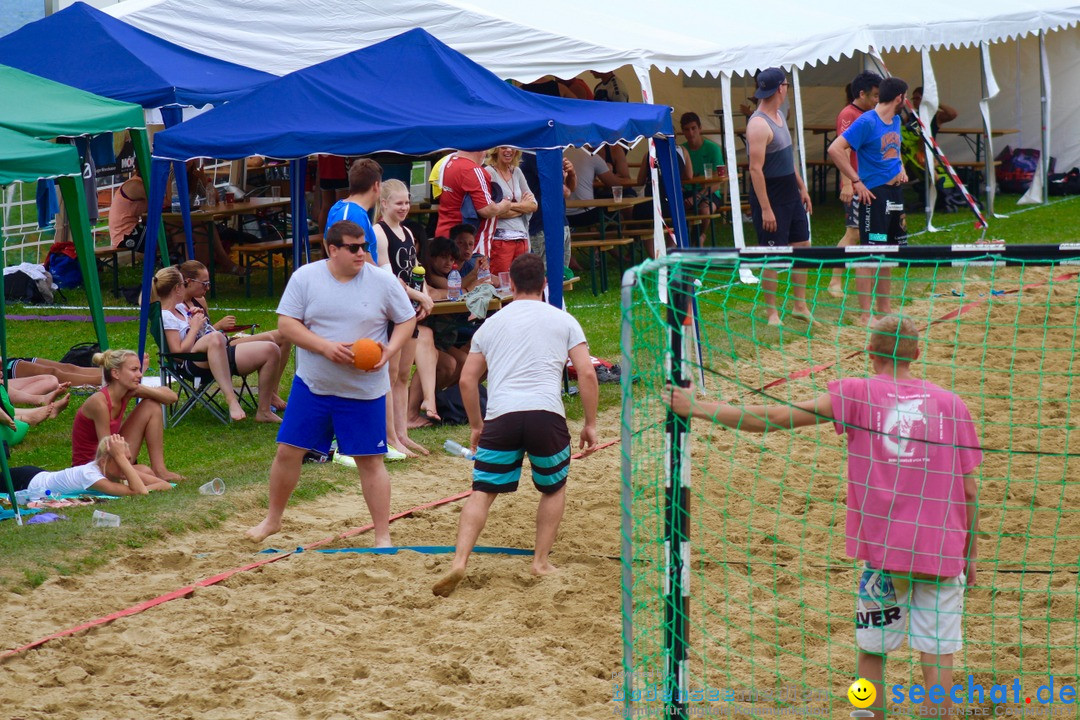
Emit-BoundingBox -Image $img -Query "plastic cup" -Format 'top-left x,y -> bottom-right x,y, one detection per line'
612,186 -> 624,202
703,163 -> 715,179
92,510 -> 121,527
498,272 -> 511,292
199,478 -> 225,496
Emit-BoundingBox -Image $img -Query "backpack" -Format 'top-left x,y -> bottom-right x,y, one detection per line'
43,241 -> 83,289
435,384 -> 488,425
995,146 -> 1043,194
567,355 -> 622,383
1048,168 -> 1080,196
3,269 -> 53,304
60,342 -> 100,367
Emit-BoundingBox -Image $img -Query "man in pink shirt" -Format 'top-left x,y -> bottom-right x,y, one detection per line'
666,315 -> 981,720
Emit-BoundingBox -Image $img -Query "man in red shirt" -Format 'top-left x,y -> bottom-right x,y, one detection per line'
435,150 -> 511,257
830,72 -> 882,299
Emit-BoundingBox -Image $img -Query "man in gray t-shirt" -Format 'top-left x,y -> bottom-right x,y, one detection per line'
433,254 -> 598,597
246,220 -> 416,547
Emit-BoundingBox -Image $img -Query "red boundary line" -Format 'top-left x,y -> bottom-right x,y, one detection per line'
1,440 -> 619,661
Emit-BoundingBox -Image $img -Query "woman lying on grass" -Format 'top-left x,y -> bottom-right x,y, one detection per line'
9,434 -> 172,498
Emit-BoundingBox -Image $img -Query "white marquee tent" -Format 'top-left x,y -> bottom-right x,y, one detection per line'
106,0 -> 1079,237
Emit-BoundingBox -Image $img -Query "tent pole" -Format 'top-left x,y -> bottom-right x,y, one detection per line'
791,65 -> 811,243
57,176 -> 109,350
979,43 -> 1002,217
536,149 -> 565,308
720,72 -> 756,285
633,64 -> 666,258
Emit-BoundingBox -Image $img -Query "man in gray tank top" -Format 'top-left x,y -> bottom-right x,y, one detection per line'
746,67 -> 814,327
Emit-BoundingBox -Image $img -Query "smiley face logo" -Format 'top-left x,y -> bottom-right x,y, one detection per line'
847,678 -> 876,709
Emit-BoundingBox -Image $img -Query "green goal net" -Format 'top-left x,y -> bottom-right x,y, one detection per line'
618,246 -> 1080,719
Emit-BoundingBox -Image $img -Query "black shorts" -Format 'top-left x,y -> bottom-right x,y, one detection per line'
4,357 -> 35,380
858,185 -> 908,245
472,410 -> 571,494
749,195 -> 810,247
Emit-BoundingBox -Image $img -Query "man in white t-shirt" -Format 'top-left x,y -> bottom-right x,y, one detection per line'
433,254 -> 599,597
246,220 -> 417,546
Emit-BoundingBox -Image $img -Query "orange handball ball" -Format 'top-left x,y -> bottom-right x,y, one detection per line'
352,338 -> 382,371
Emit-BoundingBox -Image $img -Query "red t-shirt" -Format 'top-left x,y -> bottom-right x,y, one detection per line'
435,155 -> 496,254
836,103 -> 866,171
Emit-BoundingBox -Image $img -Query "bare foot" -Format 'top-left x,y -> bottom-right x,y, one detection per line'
389,441 -> 418,459
41,383 -> 71,405
531,560 -> 560,576
408,414 -> 433,430
229,404 -> 247,422
155,469 -> 185,483
767,314 -> 782,327
374,534 -> 392,549
403,437 -> 430,456
47,394 -> 70,418
432,568 -> 466,597
790,307 -> 815,324
827,283 -> 844,298
245,518 -> 281,542
255,411 -> 283,424
421,403 -> 441,423
17,405 -> 51,426
271,395 -> 288,412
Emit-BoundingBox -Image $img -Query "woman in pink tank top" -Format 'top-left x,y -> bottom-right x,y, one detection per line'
71,349 -> 183,483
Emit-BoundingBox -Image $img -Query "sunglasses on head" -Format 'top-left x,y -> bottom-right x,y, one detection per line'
331,241 -> 370,254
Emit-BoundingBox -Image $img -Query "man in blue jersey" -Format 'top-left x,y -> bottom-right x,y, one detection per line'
829,76 -> 909,326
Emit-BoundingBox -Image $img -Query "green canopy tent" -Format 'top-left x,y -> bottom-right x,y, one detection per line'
0,64 -> 159,350
0,126 -> 89,523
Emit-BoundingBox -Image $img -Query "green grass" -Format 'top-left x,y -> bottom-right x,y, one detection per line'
0,192 -> 1076,592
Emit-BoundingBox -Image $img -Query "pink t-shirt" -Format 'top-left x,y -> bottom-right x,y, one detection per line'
828,375 -> 982,577
836,103 -> 866,171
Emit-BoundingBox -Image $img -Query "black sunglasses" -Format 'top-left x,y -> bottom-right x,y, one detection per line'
331,241 -> 370,254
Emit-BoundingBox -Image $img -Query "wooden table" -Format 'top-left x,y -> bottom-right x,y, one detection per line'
429,296 -> 502,316
164,197 -> 291,298
410,202 -> 440,217
937,127 -> 1017,163
567,197 -> 648,294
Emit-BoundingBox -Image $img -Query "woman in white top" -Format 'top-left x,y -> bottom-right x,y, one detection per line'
153,266 -> 282,423
177,260 -> 290,412
484,147 -> 537,277
10,434 -> 171,497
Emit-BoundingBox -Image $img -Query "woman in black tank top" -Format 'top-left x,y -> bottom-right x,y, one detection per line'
373,180 -> 438,458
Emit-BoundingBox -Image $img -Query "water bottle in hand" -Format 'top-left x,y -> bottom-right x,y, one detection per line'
447,265 -> 462,300
476,259 -> 491,285
443,439 -> 475,461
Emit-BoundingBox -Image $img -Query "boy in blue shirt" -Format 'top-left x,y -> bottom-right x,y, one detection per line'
828,77 -> 909,325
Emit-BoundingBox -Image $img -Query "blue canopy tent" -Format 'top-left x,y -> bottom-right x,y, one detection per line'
140,28 -> 686,355
0,1 -> 277,260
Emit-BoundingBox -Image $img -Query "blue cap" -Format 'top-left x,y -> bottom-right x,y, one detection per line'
754,67 -> 787,99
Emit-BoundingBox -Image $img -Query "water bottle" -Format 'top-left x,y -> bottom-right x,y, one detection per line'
443,439 -> 475,461
410,265 -> 427,310
447,265 -> 462,300
12,488 -> 52,505
13,489 -> 33,505
476,262 -> 491,285
170,194 -> 181,213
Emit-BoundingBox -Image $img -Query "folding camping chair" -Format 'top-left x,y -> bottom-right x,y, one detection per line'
148,302 -> 257,427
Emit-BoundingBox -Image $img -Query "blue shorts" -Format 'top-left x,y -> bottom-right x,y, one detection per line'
277,375 -> 386,456
472,411 -> 571,494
